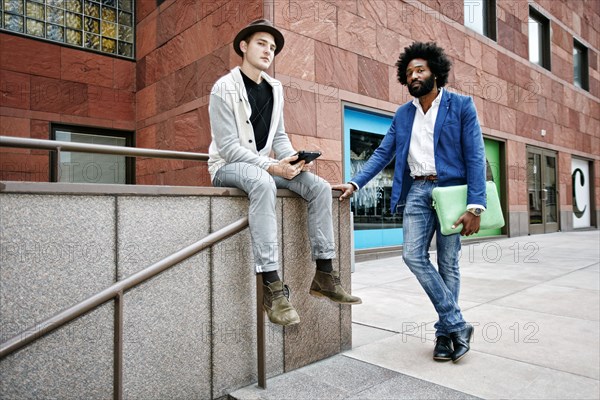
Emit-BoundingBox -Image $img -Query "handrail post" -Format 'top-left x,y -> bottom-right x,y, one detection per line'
52,147 -> 61,182
114,291 -> 124,400
256,275 -> 266,389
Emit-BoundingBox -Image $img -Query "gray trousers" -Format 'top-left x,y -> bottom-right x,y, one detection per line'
213,162 -> 336,273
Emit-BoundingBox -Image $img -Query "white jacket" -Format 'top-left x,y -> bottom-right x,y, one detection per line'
207,67 -> 296,180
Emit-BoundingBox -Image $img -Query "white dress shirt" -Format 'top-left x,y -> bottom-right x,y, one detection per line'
407,88 -> 443,177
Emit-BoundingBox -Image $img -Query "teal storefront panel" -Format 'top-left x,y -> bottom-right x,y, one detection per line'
343,107 -> 401,250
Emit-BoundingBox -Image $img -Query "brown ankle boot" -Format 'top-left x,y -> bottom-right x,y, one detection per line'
310,270 -> 362,305
263,281 -> 300,326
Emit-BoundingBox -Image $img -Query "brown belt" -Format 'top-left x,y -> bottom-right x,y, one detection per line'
413,175 -> 437,181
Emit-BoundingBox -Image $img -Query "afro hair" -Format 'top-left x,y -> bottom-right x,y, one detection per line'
396,42 -> 452,87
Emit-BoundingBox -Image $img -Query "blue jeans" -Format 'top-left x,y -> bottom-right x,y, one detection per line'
402,179 -> 465,337
213,162 -> 336,274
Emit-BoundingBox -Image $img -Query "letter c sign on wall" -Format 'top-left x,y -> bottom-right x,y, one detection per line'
571,158 -> 591,229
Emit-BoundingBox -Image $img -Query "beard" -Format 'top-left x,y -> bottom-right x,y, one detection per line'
408,75 -> 436,97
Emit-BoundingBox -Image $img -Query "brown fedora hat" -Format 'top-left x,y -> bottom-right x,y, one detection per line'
233,19 -> 285,57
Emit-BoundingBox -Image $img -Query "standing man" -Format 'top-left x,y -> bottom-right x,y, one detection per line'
208,19 -> 361,327
334,42 -> 486,363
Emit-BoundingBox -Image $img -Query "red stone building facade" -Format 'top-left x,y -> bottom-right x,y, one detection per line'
1,0 -> 598,240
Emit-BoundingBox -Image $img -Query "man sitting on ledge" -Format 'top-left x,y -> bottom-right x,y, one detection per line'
207,19 -> 361,327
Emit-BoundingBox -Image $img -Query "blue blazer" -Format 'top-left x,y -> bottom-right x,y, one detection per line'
352,90 -> 487,213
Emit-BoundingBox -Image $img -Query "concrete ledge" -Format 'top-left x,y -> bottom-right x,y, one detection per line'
0,181 -> 342,199
0,182 -> 352,399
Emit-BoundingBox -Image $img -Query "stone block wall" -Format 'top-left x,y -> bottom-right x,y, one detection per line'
0,182 -> 352,399
0,34 -> 136,182
134,0 -> 265,186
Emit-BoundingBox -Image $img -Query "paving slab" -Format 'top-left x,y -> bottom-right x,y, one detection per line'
230,355 -> 479,400
545,266 -> 599,291
490,283 -> 599,321
352,323 -> 398,349
350,257 -> 413,289
345,373 -> 480,400
352,285 -> 480,334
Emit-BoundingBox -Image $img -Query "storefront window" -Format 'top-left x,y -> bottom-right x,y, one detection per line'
343,106 -> 401,250
350,129 -> 402,231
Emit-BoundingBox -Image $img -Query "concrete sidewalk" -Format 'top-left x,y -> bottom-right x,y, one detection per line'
231,231 -> 600,400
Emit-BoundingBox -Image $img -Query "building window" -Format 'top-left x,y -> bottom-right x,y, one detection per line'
51,124 -> 135,184
573,39 -> 589,91
464,0 -> 496,40
528,7 -> 551,70
350,128 -> 403,235
0,0 -> 135,59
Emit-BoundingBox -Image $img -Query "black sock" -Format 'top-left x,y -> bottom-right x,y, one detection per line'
261,270 -> 280,285
316,259 -> 333,273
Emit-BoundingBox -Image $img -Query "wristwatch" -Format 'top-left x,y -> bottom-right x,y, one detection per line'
467,207 -> 483,217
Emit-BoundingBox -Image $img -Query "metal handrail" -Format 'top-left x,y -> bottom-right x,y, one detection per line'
0,136 -> 208,161
0,217 -> 248,358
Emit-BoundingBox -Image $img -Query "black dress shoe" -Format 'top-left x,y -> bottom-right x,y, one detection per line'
433,335 -> 453,361
450,324 -> 474,363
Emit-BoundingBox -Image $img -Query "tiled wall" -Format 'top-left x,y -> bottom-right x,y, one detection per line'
134,0 -> 265,185
0,34 -> 135,181
0,0 -> 599,226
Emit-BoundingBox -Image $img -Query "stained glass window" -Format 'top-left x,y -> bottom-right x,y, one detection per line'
1,0 -> 135,59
